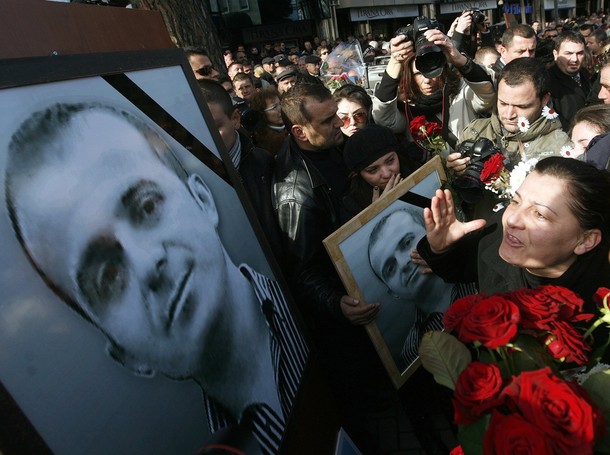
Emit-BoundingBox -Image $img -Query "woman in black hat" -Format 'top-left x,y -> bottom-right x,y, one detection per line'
343,124 -> 417,213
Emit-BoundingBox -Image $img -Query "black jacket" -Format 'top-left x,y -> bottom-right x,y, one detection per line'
272,136 -> 381,384
237,129 -> 285,265
272,136 -> 346,325
548,64 -> 592,132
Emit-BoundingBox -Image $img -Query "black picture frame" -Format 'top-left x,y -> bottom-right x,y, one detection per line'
0,49 -> 310,455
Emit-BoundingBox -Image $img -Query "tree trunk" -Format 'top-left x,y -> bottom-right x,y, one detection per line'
130,0 -> 224,70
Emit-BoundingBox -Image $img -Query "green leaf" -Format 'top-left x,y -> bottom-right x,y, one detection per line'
511,333 -> 561,376
582,369 -> 610,453
458,417 -> 488,455
419,331 -> 472,390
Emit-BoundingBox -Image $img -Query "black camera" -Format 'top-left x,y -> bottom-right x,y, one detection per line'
470,9 -> 486,24
453,137 -> 501,189
396,16 -> 447,78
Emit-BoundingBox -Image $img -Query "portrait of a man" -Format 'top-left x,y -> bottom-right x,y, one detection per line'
4,100 -> 307,454
367,205 -> 453,369
327,168 -> 454,382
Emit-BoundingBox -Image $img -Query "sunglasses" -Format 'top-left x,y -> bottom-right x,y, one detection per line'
195,65 -> 215,76
340,112 -> 367,128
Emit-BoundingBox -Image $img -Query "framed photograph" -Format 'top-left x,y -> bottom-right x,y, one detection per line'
0,49 -> 308,455
324,157 -> 451,389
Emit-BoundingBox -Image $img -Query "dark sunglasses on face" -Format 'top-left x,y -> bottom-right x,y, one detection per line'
196,65 -> 215,76
340,112 -> 367,128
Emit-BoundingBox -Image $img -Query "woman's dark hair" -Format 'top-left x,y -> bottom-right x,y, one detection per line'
535,157 -> 610,242
332,84 -> 373,113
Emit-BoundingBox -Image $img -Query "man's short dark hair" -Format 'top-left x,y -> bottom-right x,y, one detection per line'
232,72 -> 253,85
183,46 -> 210,57
498,57 -> 550,99
590,29 -> 608,45
502,24 -> 536,47
554,30 -> 585,51
280,83 -> 332,130
198,80 -> 235,117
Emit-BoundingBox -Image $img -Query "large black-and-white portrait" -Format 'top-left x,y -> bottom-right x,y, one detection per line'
0,51 -> 308,455
324,158 -> 452,388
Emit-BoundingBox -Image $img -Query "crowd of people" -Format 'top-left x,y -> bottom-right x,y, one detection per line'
183,12 -> 610,455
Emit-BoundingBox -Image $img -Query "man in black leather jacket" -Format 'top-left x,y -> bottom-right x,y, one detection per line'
273,83 -> 389,454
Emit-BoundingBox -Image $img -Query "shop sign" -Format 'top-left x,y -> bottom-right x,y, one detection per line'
440,1 -> 498,14
350,5 -> 419,22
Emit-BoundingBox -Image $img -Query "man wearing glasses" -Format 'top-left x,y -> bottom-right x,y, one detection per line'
184,46 -> 220,81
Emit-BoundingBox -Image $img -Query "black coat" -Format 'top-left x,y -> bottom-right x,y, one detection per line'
237,129 -> 285,265
548,64 -> 592,132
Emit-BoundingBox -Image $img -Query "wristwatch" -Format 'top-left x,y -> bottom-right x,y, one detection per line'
458,55 -> 474,75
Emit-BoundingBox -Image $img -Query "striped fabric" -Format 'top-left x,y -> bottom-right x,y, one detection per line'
203,265 -> 309,455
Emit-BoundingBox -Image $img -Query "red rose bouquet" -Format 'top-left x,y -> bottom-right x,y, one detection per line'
419,286 -> 610,455
409,115 -> 447,159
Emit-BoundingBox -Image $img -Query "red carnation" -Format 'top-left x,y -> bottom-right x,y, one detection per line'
480,153 -> 506,185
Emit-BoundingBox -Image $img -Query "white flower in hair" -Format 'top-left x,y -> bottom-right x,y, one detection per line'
542,105 -> 559,120
560,145 -> 577,158
508,158 -> 538,196
517,117 -> 530,133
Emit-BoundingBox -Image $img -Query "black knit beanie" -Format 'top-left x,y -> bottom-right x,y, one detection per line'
343,124 -> 399,173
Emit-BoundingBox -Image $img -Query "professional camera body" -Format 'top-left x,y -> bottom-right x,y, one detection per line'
395,16 -> 447,78
453,137 -> 502,188
470,9 -> 486,24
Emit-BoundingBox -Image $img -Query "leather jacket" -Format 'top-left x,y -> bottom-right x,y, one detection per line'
272,136 -> 347,327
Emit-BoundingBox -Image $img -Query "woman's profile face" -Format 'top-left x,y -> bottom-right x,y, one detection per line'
499,171 -> 592,278
369,209 -> 429,298
570,120 -> 602,158
360,151 -> 401,189
411,61 -> 441,96
337,98 -> 368,137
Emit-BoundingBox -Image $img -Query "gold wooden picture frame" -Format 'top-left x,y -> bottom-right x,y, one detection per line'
324,156 -> 451,389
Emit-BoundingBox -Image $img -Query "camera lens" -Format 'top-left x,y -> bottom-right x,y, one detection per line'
414,36 -> 446,78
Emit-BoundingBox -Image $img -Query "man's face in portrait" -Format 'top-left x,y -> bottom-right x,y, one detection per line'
14,108 -> 228,378
368,209 -> 427,299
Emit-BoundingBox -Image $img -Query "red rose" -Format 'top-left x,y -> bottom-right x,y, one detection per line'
453,361 -> 505,424
506,287 -> 560,331
537,285 -> 592,323
443,293 -> 484,332
483,410 -> 554,455
502,367 -> 603,454
545,320 -> 591,365
480,153 -> 505,184
449,446 -> 464,455
459,295 -> 520,349
409,115 -> 427,136
425,121 -> 442,137
593,287 -> 610,308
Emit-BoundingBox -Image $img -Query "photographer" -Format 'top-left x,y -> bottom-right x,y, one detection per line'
371,17 -> 495,164
448,10 -> 495,58
448,57 -> 571,220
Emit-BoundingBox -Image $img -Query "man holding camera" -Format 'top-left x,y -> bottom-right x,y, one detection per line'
447,57 -> 570,219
